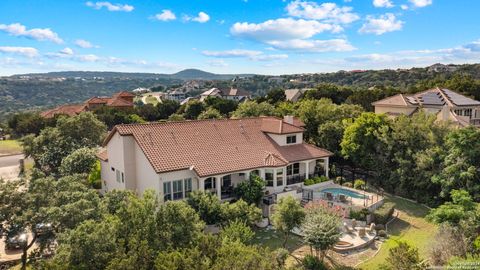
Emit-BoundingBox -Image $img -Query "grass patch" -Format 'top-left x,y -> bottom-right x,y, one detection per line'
0,140 -> 23,155
252,228 -> 303,252
359,195 -> 437,269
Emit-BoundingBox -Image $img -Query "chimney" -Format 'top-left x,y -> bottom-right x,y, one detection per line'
284,115 -> 294,125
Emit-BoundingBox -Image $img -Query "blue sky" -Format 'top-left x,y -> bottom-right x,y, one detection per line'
0,0 -> 479,75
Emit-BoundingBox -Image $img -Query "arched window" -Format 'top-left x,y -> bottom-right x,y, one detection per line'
204,177 -> 216,190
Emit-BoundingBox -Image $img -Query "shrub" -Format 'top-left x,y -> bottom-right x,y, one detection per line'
302,255 -> 328,270
375,224 -> 385,231
378,230 -> 387,237
88,160 -> 102,189
220,219 -> 254,244
186,191 -> 222,225
334,176 -> 345,185
314,176 -> 329,183
342,182 -> 353,188
234,174 -> 265,205
373,202 -> 395,225
349,208 -> 370,221
353,179 -> 366,190
304,179 -> 315,186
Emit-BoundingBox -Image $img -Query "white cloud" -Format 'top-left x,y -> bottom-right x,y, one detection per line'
0,46 -> 39,58
373,0 -> 394,8
86,1 -> 134,12
409,0 -> 432,8
250,54 -> 289,61
77,54 -> 100,62
359,13 -> 404,35
184,12 -> 210,23
154,10 -> 176,21
0,23 -> 63,43
202,49 -> 262,57
207,59 -> 228,67
286,1 -> 359,24
267,39 -> 356,52
401,4 -> 409,10
231,18 -> 342,42
75,39 -> 99,48
60,47 -> 74,55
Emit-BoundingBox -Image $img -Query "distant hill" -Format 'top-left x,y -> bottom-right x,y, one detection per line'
14,69 -> 256,81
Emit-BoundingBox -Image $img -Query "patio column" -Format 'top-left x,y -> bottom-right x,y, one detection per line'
273,169 -> 277,189
283,167 -> 286,186
216,176 -> 221,199
305,161 -> 310,178
245,171 -> 250,181
324,158 -> 329,178
198,178 -> 204,192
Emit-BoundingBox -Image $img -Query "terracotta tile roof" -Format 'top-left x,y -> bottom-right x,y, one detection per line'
107,97 -> 133,107
220,88 -> 250,97
113,91 -> 135,98
104,117 -> 331,177
86,97 -> 109,104
40,104 -> 86,118
260,117 -> 304,134
97,149 -> 108,161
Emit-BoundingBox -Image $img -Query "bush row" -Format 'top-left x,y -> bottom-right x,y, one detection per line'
373,201 -> 395,225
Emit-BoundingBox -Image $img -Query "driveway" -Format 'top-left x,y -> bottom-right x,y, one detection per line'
0,154 -> 24,181
0,233 -> 37,263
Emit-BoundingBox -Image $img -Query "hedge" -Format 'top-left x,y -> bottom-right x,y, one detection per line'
373,202 -> 395,225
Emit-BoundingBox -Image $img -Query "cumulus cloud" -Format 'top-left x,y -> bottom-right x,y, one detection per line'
373,0 -> 394,8
86,1 -> 134,12
359,13 -> 404,35
267,39 -> 356,52
0,23 -> 63,43
250,54 -> 289,61
184,12 -> 210,23
60,47 -> 74,55
154,10 -> 176,21
286,1 -> 359,24
409,0 -> 432,8
75,39 -> 99,48
0,46 -> 39,58
76,54 -> 100,62
231,18 -> 342,42
207,59 -> 228,67
202,49 -> 262,57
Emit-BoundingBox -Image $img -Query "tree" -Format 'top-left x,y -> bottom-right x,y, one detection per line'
234,174 -> 265,205
429,224 -> 469,266
271,196 -> 305,247
7,112 -> 47,137
198,107 -> 222,120
303,83 -> 352,104
136,104 -> 160,121
427,189 -> 477,225
220,199 -> 262,226
168,113 -> 185,121
204,96 -> 238,116
301,207 -> 341,261
220,219 -> 254,244
187,191 -> 223,225
157,99 -> 180,119
231,101 -> 277,118
266,88 -> 286,104
183,100 -> 205,120
433,127 -> 480,199
59,147 -> 97,176
383,241 -> 427,270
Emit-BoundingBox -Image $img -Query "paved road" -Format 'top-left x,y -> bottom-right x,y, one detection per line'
0,154 -> 24,168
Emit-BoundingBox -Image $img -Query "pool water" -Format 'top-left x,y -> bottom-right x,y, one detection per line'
317,188 -> 366,199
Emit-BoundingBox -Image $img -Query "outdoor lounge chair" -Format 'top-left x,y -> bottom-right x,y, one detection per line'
343,222 -> 353,234
326,192 -> 334,201
339,194 -> 347,203
366,223 -> 376,234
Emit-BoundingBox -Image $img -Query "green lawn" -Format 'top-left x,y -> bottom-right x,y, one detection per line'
359,195 -> 437,269
145,96 -> 159,105
0,140 -> 23,155
252,228 -> 304,252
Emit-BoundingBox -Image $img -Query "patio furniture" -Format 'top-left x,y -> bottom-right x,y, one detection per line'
343,222 -> 353,234
358,227 -> 366,238
339,194 -> 347,203
366,223 -> 376,234
326,192 -> 334,201
351,219 -> 357,230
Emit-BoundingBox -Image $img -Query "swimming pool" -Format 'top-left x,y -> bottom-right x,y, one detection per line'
317,188 -> 366,199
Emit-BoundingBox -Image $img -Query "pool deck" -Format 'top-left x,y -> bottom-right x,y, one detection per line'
334,225 -> 376,253
309,182 -> 384,210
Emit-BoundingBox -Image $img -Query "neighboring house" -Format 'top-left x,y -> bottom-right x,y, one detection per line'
180,97 -> 198,105
97,116 -> 332,203
41,91 -> 135,118
372,87 -> 480,127
165,89 -> 186,101
285,89 -> 308,102
132,87 -> 151,94
199,88 -> 251,102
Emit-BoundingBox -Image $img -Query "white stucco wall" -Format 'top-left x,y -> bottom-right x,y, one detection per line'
133,141 -> 160,195
102,132 -> 127,191
267,132 -> 303,146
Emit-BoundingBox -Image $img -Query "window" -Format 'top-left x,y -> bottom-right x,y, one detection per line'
286,163 -> 300,176
173,180 -> 183,200
286,135 -> 297,144
222,175 -> 231,188
116,170 -> 121,182
455,109 -> 463,116
184,178 -> 192,196
265,169 -> 274,187
204,177 -> 216,190
163,181 -> 172,201
276,169 -> 284,187
121,172 -> 124,183
465,109 -> 472,117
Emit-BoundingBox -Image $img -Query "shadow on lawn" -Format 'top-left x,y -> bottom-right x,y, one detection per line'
385,196 -> 430,218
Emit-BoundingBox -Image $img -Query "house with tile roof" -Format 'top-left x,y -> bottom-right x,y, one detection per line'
372,87 -> 480,127
97,116 -> 332,202
41,91 -> 135,118
285,89 -> 309,102
199,87 -> 251,102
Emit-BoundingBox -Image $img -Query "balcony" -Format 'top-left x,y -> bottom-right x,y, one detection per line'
286,171 -> 323,185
